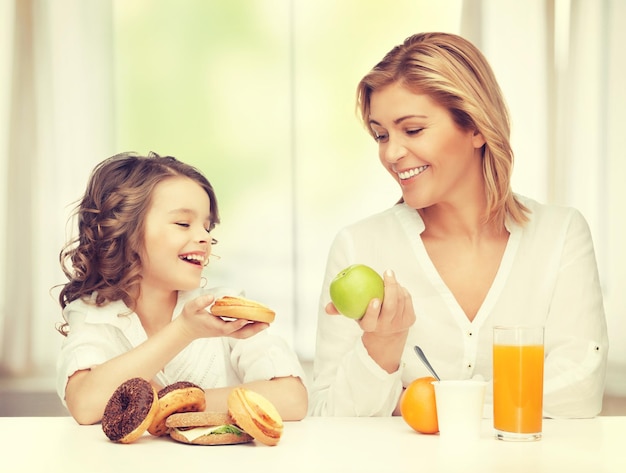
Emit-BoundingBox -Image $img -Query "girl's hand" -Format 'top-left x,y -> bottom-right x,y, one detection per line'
177,294 -> 269,341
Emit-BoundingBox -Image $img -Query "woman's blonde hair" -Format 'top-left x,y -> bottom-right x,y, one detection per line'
356,32 -> 529,225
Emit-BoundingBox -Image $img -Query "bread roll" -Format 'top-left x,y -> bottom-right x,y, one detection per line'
211,296 -> 275,323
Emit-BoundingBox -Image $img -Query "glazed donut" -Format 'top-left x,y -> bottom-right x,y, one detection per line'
101,377 -> 159,443
148,381 -> 206,436
211,296 -> 276,323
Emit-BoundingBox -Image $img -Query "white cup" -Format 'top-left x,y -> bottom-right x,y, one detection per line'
432,379 -> 487,440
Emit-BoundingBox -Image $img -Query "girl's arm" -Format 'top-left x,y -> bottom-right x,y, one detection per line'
64,295 -> 267,425
203,376 -> 308,421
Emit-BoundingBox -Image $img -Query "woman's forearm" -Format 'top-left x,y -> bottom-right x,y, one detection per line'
361,331 -> 408,374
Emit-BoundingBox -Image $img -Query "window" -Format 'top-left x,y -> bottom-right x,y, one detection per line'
112,0 -> 463,358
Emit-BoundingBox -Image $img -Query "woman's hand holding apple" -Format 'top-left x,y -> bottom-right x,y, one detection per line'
358,269 -> 415,335
361,270 -> 415,373
328,267 -> 415,373
328,266 -> 415,334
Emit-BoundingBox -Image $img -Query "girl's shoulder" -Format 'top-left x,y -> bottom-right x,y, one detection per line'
63,294 -> 131,326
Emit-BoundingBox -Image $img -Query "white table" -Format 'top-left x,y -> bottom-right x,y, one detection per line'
1,416 -> 624,472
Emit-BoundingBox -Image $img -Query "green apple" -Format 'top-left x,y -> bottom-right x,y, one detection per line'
329,264 -> 384,319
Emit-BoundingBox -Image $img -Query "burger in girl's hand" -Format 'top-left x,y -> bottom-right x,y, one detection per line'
210,296 -> 276,323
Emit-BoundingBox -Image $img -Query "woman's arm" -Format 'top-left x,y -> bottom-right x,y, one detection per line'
310,230 -> 411,416
542,209 -> 608,418
359,270 -> 415,373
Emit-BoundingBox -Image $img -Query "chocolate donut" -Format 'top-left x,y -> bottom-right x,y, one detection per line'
102,377 -> 159,443
148,381 -> 206,436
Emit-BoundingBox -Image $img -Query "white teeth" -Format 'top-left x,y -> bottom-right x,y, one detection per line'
398,165 -> 428,180
180,254 -> 205,263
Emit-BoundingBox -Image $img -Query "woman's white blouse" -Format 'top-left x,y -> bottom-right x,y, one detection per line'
310,196 -> 608,418
56,287 -> 305,406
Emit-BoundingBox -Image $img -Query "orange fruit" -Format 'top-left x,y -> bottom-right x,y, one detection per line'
400,376 -> 439,434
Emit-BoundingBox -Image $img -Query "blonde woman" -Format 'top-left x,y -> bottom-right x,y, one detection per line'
311,32 -> 607,418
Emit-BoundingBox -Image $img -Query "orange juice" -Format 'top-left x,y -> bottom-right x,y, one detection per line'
493,344 -> 544,434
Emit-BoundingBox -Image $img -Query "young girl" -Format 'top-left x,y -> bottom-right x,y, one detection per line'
56,152 -> 307,425
311,32 -> 608,418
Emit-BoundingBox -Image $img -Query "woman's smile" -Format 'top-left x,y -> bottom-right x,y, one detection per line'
396,165 -> 430,182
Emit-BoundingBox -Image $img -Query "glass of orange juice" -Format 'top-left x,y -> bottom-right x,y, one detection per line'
493,326 -> 544,441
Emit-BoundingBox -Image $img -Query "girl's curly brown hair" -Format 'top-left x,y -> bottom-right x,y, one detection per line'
57,152 -> 219,336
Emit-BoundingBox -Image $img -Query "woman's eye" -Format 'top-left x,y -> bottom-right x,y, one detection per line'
374,133 -> 388,143
406,128 -> 423,136
176,223 -> 190,228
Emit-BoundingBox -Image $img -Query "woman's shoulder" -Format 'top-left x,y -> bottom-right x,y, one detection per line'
514,194 -> 590,233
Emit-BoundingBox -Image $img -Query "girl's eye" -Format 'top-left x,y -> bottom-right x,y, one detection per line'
176,223 -> 190,228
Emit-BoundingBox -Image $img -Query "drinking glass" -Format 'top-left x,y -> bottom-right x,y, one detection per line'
493,326 -> 544,441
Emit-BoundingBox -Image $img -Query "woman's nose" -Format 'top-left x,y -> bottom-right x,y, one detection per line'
381,136 -> 406,163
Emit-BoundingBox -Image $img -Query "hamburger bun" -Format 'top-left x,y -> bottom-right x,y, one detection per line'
148,381 -> 206,436
211,296 -> 276,324
166,411 -> 253,445
227,387 -> 283,446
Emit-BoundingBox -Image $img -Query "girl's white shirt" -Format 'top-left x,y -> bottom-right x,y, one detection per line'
56,287 -> 305,405
310,196 -> 608,418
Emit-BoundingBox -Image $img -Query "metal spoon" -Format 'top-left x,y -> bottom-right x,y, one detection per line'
413,345 -> 441,381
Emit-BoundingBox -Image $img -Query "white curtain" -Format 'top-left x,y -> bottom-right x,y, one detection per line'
1,1 -> 623,393
0,0 -> 115,376
472,0 -> 626,392
0,0 -> 16,374
559,0 -> 626,382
